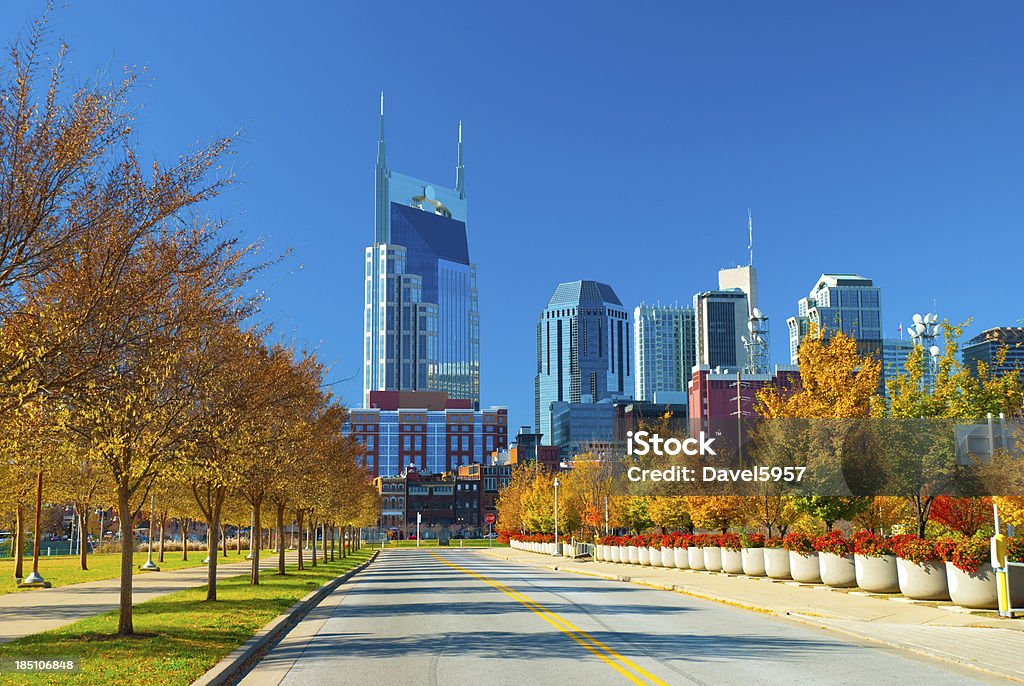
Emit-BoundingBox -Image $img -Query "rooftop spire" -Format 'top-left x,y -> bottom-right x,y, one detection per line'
455,120 -> 465,195
747,208 -> 753,267
377,91 -> 386,166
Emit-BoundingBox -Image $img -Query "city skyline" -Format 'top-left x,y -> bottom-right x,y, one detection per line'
15,3 -> 1024,431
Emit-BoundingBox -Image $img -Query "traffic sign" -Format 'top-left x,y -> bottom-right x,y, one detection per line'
485,513 -> 496,524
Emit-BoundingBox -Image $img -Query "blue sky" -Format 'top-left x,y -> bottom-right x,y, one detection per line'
9,2 -> 1023,430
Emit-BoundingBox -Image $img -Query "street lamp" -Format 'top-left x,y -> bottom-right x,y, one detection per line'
140,493 -> 159,571
909,312 -> 942,389
553,477 -> 560,556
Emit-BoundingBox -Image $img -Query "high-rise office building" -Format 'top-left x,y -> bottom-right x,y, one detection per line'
535,280 -> 632,445
693,289 -> 749,371
963,327 -> 1024,383
786,274 -> 882,363
633,304 -> 696,403
882,338 -> 915,387
363,96 -> 480,408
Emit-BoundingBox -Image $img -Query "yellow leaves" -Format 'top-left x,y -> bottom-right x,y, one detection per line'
758,326 -> 880,420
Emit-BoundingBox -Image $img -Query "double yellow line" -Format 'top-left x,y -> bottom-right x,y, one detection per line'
430,552 -> 669,686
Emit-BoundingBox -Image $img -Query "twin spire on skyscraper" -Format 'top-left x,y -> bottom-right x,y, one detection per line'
377,92 -> 465,196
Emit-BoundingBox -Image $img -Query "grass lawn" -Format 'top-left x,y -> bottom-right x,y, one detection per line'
0,548 -> 372,686
0,550 -> 270,594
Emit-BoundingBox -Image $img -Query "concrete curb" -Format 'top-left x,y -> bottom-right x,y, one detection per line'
191,550 -> 378,686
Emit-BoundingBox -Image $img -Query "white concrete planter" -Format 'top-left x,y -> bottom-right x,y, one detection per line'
945,562 -> 998,609
552,543 -> 562,556
660,547 -> 675,568
789,551 -> 822,583
674,547 -> 689,569
688,547 -> 706,570
611,546 -> 622,563
819,552 -> 857,588
741,548 -> 766,576
721,548 -> 744,574
703,546 -> 723,572
854,554 -> 900,593
648,547 -> 661,566
595,545 -> 604,561
764,548 -> 791,579
638,546 -> 651,566
627,546 -> 639,565
896,558 -> 950,600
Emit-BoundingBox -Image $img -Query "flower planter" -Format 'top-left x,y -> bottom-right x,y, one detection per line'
703,546 -> 723,572
648,547 -> 661,567
674,547 -> 689,569
688,547 -> 706,570
721,548 -> 744,574
741,548 -> 766,576
638,547 -> 651,566
819,552 -> 857,588
764,548 -> 791,579
945,562 -> 998,609
552,543 -> 562,556
660,546 -> 675,568
896,558 -> 950,600
789,551 -> 822,583
595,545 -> 604,561
611,546 -> 622,563
854,554 -> 900,593
627,546 -> 639,565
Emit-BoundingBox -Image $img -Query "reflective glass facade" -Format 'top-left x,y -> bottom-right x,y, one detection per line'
363,108 -> 480,408
634,304 -> 696,402
786,274 -> 882,363
535,280 -> 632,445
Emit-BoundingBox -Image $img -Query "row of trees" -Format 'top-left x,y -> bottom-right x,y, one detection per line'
0,13 -> 376,634
497,325 -> 1023,541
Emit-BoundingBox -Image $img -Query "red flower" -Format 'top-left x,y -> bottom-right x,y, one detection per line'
783,532 -> 816,554
950,538 -> 989,574
814,530 -> 852,556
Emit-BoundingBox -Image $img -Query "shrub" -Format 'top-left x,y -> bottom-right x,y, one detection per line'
671,533 -> 693,549
630,534 -> 649,547
1008,537 -> 1023,563
853,531 -> 894,557
742,533 -> 765,548
950,537 -> 990,574
719,533 -> 742,551
814,530 -> 852,556
648,534 -> 663,548
764,536 -> 785,549
783,531 -> 816,554
893,535 -> 941,564
933,537 -> 959,562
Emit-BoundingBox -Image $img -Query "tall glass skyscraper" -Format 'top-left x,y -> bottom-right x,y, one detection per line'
786,274 -> 882,363
633,304 -> 696,402
534,280 -> 632,444
364,96 -> 480,409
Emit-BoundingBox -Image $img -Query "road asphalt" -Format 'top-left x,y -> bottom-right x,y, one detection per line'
238,549 -> 1006,686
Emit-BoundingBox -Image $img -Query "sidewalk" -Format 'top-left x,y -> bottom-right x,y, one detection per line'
485,548 -> 1024,683
0,552 -> 297,643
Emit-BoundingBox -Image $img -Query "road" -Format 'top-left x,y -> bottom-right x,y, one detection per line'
239,549 -> 1004,686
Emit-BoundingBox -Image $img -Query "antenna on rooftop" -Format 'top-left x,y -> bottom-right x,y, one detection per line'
747,208 -> 754,267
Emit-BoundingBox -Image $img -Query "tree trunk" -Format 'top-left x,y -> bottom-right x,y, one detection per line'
276,502 -> 286,575
236,521 -> 242,555
250,505 -> 261,585
296,510 -> 304,571
13,506 -> 23,579
158,513 -> 166,563
182,517 -> 190,560
206,495 -> 223,602
330,524 -> 335,561
321,523 -> 327,563
79,509 -> 89,571
117,488 -> 135,635
309,520 -> 317,568
30,470 -> 43,578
